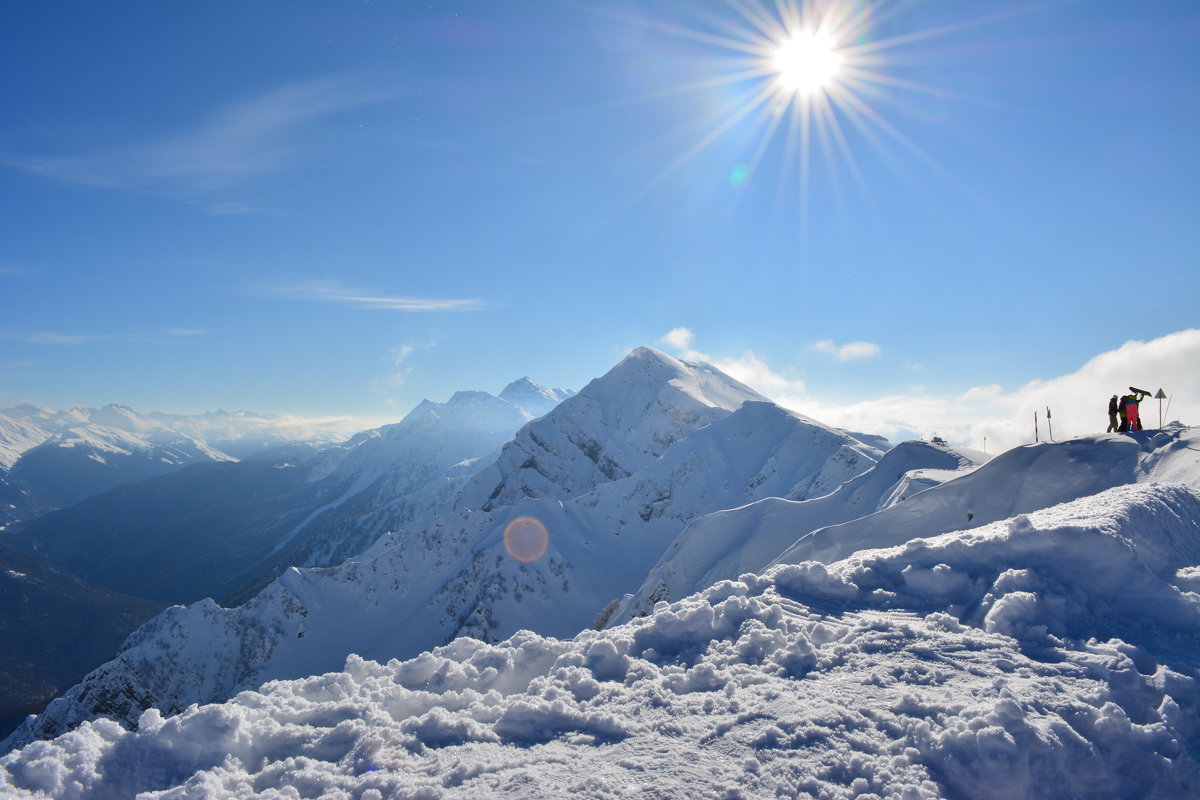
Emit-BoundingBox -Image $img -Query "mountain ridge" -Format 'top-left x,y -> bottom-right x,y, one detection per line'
3,348 -> 888,749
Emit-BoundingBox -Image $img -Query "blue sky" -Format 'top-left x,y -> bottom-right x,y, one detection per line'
2,1 -> 1197,447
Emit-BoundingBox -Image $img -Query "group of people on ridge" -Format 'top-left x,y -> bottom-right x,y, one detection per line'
1107,389 -> 1150,433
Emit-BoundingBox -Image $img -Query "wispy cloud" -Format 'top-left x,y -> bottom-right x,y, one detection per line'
0,260 -> 34,276
235,413 -> 363,436
1,329 -> 208,345
658,328 -> 808,397
659,328 -> 1200,454
371,339 -> 439,402
261,279 -> 482,312
809,339 -> 882,362
18,332 -> 95,345
5,75 -> 397,204
206,201 -> 286,217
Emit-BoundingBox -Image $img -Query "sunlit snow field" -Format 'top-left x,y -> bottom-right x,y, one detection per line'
3,434 -> 1198,798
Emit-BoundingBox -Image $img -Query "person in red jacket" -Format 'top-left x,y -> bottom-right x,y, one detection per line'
1124,391 -> 1147,432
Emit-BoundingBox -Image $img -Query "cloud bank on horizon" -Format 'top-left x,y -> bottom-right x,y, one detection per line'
661,327 -> 1199,454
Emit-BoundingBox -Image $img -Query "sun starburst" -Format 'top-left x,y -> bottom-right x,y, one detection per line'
597,0 -> 990,238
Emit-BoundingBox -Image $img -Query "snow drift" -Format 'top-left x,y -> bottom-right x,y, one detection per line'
617,425 -> 1198,622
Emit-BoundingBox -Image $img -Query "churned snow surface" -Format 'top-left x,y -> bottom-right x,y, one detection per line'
2,480 -> 1198,799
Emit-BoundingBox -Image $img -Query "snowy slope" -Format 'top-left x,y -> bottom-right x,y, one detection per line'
613,439 -> 991,621
3,349 -> 887,750
0,405 -> 90,470
257,387 -> 547,570
2,480 -> 1197,798
774,425 -> 1200,566
0,413 -> 57,473
615,427 -> 1199,626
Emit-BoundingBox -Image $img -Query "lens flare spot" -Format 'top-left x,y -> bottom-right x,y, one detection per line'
729,162 -> 749,187
503,516 -> 549,563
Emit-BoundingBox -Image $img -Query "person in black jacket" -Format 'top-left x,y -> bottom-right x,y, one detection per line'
1106,394 -> 1120,432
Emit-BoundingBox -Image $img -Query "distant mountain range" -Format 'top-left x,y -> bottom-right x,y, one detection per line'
0,404 -> 357,529
11,380 -> 574,605
0,379 -> 572,741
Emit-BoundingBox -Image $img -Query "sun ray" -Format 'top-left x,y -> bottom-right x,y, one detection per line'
725,0 -> 787,44
830,83 -> 994,216
815,89 -> 874,216
838,65 -> 955,99
845,5 -> 1040,59
587,5 -> 768,57
603,79 -> 782,224
812,94 -> 853,240
707,88 -> 798,247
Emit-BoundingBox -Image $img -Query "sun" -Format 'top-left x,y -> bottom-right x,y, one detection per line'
772,28 -> 843,97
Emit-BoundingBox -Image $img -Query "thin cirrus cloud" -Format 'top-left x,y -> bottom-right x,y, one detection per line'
5,75 -> 397,203
2,329 -> 207,345
260,280 -> 482,312
658,327 -> 808,397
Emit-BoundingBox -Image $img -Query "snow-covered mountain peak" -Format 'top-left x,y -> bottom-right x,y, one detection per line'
604,346 -> 767,411
7,404 -> 52,418
572,346 -> 767,438
499,376 -> 544,396
498,378 -> 572,418
89,404 -> 165,435
466,348 -> 771,512
389,390 -> 531,437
